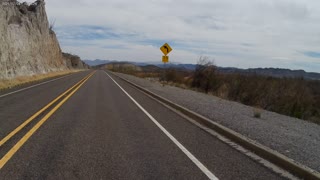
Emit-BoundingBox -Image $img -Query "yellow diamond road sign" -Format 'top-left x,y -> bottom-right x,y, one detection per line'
160,43 -> 172,55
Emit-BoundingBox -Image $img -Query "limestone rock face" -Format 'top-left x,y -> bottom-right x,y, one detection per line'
62,53 -> 90,69
0,0 -> 67,79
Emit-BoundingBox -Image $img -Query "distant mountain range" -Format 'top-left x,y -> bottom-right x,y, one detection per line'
83,59 -> 114,66
217,67 -> 320,80
85,59 -> 320,80
84,59 -> 197,70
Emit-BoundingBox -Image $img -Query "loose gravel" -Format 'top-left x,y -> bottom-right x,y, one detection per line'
115,72 -> 320,172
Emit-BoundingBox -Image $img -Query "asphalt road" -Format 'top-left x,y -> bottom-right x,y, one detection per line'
0,70 -> 288,179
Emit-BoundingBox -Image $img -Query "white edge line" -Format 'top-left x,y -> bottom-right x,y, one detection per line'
104,71 -> 218,180
0,73 -> 76,98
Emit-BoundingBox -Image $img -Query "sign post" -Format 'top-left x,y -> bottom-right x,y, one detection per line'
160,43 -> 173,83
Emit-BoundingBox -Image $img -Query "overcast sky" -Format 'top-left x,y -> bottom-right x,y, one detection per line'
27,0 -> 320,72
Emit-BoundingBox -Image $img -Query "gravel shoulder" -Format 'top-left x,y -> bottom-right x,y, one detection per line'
114,72 -> 320,172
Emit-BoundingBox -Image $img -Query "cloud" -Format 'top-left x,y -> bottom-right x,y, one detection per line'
24,0 -> 320,72
55,26 -> 119,41
303,51 -> 320,58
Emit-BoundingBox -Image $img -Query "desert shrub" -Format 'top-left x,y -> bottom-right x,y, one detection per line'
160,68 -> 185,83
28,4 -> 37,12
28,0 -> 43,12
192,56 -> 218,93
220,74 -> 318,121
134,72 -> 160,79
164,68 -> 177,82
49,19 -> 56,34
18,3 -> 28,14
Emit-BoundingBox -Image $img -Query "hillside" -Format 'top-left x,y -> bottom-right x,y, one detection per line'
97,62 -> 142,72
0,0 -> 88,80
84,59 -> 114,66
218,67 -> 320,80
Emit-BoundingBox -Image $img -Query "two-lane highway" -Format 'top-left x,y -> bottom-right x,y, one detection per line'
0,71 -> 92,139
0,70 -> 289,179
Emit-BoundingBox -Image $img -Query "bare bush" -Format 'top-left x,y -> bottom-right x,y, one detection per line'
49,19 -> 56,34
192,56 -> 217,93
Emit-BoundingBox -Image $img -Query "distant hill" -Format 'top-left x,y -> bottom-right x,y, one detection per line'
154,63 -> 196,71
96,62 -> 142,72
91,59 -> 320,80
154,64 -> 320,80
217,67 -> 320,80
83,59 -> 115,66
87,59 -> 196,70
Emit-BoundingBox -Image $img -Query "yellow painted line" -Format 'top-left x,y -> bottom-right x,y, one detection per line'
0,72 -> 94,148
0,72 -> 95,169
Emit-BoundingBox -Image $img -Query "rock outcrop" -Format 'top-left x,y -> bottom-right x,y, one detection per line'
62,53 -> 90,69
0,0 -> 88,79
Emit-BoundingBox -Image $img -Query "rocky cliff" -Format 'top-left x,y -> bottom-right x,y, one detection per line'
0,0 -> 87,79
62,53 -> 90,69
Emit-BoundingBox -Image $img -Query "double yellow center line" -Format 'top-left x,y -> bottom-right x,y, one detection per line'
0,71 -> 95,169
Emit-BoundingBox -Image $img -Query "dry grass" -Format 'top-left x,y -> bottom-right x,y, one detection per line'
0,70 -> 82,90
